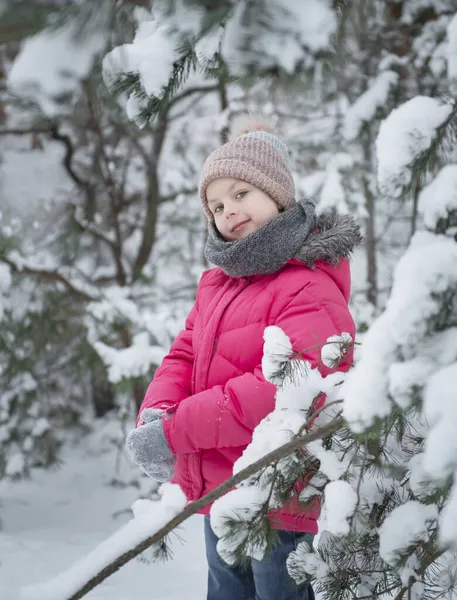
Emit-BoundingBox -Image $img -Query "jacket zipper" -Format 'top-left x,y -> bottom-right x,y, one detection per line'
202,279 -> 250,390
193,279 -> 251,498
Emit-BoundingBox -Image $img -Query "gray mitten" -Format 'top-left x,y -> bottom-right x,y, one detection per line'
126,408 -> 175,482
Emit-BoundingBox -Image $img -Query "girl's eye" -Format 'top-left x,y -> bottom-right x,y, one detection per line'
235,190 -> 247,199
214,204 -> 223,214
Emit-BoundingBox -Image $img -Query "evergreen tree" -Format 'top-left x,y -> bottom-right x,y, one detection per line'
0,0 -> 218,479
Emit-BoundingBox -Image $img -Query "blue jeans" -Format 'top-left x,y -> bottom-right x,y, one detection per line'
204,516 -> 315,600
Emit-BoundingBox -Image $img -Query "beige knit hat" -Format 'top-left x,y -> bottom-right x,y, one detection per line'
199,118 -> 295,221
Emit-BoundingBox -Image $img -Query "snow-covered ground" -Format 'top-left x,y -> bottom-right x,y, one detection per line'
0,425 -> 207,600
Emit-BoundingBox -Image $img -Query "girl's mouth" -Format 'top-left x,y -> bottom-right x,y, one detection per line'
232,219 -> 250,232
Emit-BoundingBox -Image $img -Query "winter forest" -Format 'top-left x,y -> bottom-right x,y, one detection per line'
1,0 -> 457,599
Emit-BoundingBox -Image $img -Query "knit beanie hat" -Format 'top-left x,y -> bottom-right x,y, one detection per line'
199,117 -> 295,221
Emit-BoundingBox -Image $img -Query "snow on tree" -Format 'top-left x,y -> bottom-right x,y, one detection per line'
294,49 -> 457,600
102,0 -> 338,128
0,1 -> 220,479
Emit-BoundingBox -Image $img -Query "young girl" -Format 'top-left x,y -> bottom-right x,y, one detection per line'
127,120 -> 362,600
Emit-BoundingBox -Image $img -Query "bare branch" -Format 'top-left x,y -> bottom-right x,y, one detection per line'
83,81 -> 128,286
128,84 -> 218,281
0,125 -> 91,189
159,187 -> 198,204
167,84 -> 220,112
71,209 -> 117,251
2,256 -> 96,303
0,127 -> 51,135
131,109 -> 168,282
49,124 -> 91,189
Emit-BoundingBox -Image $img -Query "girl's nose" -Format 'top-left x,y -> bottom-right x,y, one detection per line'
225,203 -> 238,218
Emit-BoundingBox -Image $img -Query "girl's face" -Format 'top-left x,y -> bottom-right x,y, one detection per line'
206,177 -> 279,241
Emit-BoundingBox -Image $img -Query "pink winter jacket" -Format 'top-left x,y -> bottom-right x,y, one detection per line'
138,257 -> 355,533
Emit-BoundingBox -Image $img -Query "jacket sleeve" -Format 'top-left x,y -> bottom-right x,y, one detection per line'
136,300 -> 197,425
164,287 -> 351,454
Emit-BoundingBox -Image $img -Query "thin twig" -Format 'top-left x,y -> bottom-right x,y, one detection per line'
2,256 -> 96,303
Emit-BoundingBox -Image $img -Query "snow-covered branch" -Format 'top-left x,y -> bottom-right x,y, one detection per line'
22,416 -> 344,600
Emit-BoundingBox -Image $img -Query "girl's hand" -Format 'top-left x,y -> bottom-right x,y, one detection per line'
126,409 -> 175,482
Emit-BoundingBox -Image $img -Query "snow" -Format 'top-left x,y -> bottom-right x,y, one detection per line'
125,94 -> 148,122
319,480 -> 357,536
8,23 -> 107,117
440,483 -> 457,546
418,164 -> 457,230
103,0 -> 204,114
93,333 -> 165,384
422,363 -> 457,480
210,487 -> 269,564
300,172 -> 326,198
321,333 -> 352,369
342,313 -> 393,430
388,358 -> 433,409
275,0 -> 336,53
195,27 -> 224,64
87,291 -> 143,327
0,262 -> 12,321
0,422 -> 207,600
343,71 -> 399,142
221,0 -> 335,77
412,15 -> 451,76
306,443 -> 349,482
21,483 -> 187,600
103,30 -> 178,99
286,542 -> 328,584
31,418 -> 51,437
261,325 -> 294,386
0,138 -> 72,245
0,261 -> 12,291
5,1 -> 457,594
447,13 -> 457,92
102,18 -> 180,102
343,230 -> 457,431
408,453 -> 434,499
6,452 -> 26,477
318,168 -> 349,213
85,288 -> 176,385
376,96 -> 454,199
150,0 -> 203,38
379,501 -> 438,566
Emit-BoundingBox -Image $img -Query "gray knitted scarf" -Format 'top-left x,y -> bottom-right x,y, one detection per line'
204,198 -> 363,277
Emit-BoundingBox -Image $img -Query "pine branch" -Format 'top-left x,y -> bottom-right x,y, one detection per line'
404,100 -> 457,200
394,547 -> 446,600
110,48 -> 198,129
65,416 -> 344,600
